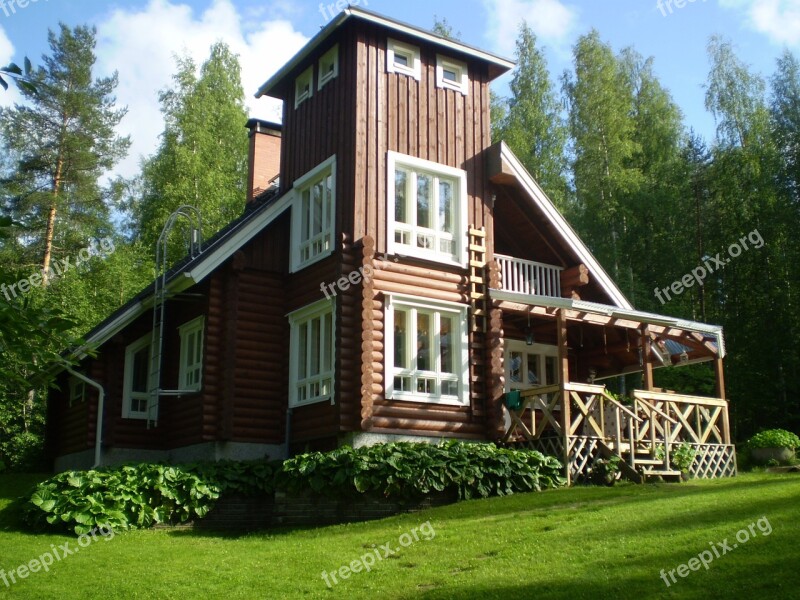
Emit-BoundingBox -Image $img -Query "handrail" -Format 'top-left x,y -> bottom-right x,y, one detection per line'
635,397 -> 679,425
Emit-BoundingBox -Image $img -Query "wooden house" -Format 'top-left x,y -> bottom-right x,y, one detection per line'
46,8 -> 736,482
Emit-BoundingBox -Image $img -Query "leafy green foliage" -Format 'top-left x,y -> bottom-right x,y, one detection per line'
671,443 -> 697,473
747,429 -> 800,450
590,454 -> 621,486
0,57 -> 37,94
280,442 -> 565,501
23,464 -> 221,535
184,459 -> 282,496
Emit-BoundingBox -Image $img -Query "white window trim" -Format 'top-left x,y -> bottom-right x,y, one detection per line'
178,316 -> 205,392
384,293 -> 470,406
436,54 -> 468,95
288,298 -> 336,408
69,376 -> 87,407
295,65 -> 314,108
387,38 -> 421,81
387,151 -> 468,268
290,155 -> 337,272
122,332 -> 154,420
318,44 -> 339,90
504,339 -> 560,392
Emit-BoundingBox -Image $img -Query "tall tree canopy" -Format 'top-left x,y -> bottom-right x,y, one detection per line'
0,24 -> 129,283
132,42 -> 249,260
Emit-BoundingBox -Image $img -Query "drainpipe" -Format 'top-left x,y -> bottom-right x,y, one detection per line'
65,367 -> 106,469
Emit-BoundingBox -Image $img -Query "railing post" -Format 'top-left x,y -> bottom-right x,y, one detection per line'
557,309 -> 571,485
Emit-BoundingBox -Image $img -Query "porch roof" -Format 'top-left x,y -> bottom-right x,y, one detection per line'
491,289 -> 725,360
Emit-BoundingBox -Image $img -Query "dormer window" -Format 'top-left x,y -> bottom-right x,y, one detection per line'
387,38 -> 421,80
295,66 -> 313,108
318,45 -> 339,90
436,55 -> 468,95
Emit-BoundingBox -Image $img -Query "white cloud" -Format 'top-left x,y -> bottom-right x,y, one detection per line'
719,0 -> 800,47
0,24 -> 22,109
95,0 -> 308,180
483,0 -> 579,57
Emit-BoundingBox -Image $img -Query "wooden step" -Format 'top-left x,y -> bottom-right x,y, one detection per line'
634,458 -> 667,466
642,468 -> 682,477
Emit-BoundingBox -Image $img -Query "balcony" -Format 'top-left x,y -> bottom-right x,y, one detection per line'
494,254 -> 564,298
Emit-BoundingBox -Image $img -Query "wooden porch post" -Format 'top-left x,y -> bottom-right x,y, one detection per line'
641,326 -> 654,392
557,309 -> 571,485
714,358 -> 731,444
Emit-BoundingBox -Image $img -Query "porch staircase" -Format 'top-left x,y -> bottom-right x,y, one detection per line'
599,441 -> 682,483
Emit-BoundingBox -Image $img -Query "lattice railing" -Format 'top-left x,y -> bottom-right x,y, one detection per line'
687,443 -> 737,479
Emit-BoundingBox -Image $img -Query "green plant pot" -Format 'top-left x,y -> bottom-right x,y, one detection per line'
751,447 -> 795,464
504,390 -> 522,411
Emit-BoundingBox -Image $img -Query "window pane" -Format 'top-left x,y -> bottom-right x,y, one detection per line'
440,315 -> 454,374
310,316 -> 321,376
312,182 -> 323,235
509,351 -> 522,383
322,313 -> 332,372
325,175 -> 334,232
394,53 -> 409,68
416,174 -> 431,228
394,309 -> 408,369
301,190 -> 311,240
527,354 -> 540,385
395,169 -> 408,223
546,356 -> 558,385
442,380 -> 458,396
417,312 -> 431,371
132,347 -> 149,393
439,179 -> 453,234
298,323 -> 307,379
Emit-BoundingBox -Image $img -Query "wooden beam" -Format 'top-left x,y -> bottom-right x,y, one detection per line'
641,326 -> 654,391
557,309 -> 571,486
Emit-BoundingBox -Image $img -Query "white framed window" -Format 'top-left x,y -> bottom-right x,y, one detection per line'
318,44 -> 339,90
69,376 -> 87,407
387,38 -> 421,80
387,151 -> 468,267
291,155 -> 336,271
179,316 -> 204,392
289,299 -> 335,408
295,66 -> 314,108
436,55 -> 468,95
504,340 -> 560,392
122,333 -> 153,419
385,294 -> 469,406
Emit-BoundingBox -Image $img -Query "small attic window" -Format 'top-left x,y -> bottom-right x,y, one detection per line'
318,45 -> 339,90
436,55 -> 468,95
387,38 -> 421,81
295,66 -> 313,109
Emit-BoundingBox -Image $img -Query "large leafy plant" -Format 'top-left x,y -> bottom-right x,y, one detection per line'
747,429 -> 800,450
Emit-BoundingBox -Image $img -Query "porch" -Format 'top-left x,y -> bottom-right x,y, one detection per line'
485,255 -> 735,484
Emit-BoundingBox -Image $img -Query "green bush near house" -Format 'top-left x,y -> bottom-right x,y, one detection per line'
22,442 -> 564,535
746,429 -> 800,450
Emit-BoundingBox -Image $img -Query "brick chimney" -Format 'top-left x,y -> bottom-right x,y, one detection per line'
246,119 -> 282,203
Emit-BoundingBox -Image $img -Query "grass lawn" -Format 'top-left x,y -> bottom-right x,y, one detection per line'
0,472 -> 798,599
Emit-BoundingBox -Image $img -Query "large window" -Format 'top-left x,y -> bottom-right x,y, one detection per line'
179,316 -> 204,392
123,333 -> 153,419
385,295 -> 469,406
387,152 -> 467,266
505,340 -> 560,392
291,156 -> 336,271
289,299 -> 335,407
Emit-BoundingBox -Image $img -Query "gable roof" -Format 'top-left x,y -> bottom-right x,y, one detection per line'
72,189 -> 292,356
255,6 -> 515,99
488,141 -> 634,310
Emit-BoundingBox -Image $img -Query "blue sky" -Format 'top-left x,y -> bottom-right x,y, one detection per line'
1,0 -> 798,180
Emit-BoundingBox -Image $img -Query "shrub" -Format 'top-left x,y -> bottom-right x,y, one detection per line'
747,429 -> 800,450
24,442 -> 565,534
23,464 -> 220,535
280,441 -> 565,501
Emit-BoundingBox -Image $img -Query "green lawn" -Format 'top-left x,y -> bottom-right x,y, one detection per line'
0,472 -> 797,599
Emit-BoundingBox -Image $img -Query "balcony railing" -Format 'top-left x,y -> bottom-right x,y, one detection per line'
495,254 -> 563,298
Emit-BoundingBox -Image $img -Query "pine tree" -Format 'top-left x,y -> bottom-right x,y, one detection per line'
0,25 -> 129,283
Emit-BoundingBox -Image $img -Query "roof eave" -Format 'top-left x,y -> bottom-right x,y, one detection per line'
255,7 -> 515,99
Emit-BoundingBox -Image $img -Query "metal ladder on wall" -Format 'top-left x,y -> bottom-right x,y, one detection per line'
147,206 -> 203,429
